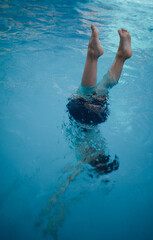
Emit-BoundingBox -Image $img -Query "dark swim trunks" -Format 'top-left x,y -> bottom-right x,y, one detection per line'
67,73 -> 110,126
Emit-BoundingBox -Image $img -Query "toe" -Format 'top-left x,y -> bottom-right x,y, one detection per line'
91,24 -> 99,37
91,24 -> 96,32
121,28 -> 127,32
118,30 -> 122,37
91,24 -> 94,30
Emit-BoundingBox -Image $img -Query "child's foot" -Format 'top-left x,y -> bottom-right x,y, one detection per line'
88,24 -> 104,59
117,28 -> 132,60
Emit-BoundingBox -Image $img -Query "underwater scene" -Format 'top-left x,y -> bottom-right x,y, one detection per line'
0,0 -> 153,239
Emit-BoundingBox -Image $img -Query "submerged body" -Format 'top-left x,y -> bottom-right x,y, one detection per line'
66,24 -> 132,177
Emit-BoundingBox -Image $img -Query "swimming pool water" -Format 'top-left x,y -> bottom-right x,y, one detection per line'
0,0 -> 153,239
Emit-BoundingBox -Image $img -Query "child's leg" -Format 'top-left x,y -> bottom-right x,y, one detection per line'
81,24 -> 104,88
101,29 -> 132,89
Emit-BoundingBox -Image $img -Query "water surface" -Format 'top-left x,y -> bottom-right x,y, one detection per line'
0,0 -> 153,239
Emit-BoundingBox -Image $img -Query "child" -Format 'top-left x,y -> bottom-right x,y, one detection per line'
36,25 -> 132,238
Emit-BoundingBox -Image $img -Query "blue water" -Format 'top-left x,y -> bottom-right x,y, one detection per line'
0,0 -> 153,239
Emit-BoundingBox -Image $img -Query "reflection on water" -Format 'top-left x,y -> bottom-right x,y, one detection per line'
0,0 -> 153,239
0,0 -> 152,56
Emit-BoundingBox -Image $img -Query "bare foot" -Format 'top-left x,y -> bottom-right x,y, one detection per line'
117,28 -> 132,60
88,24 -> 104,59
